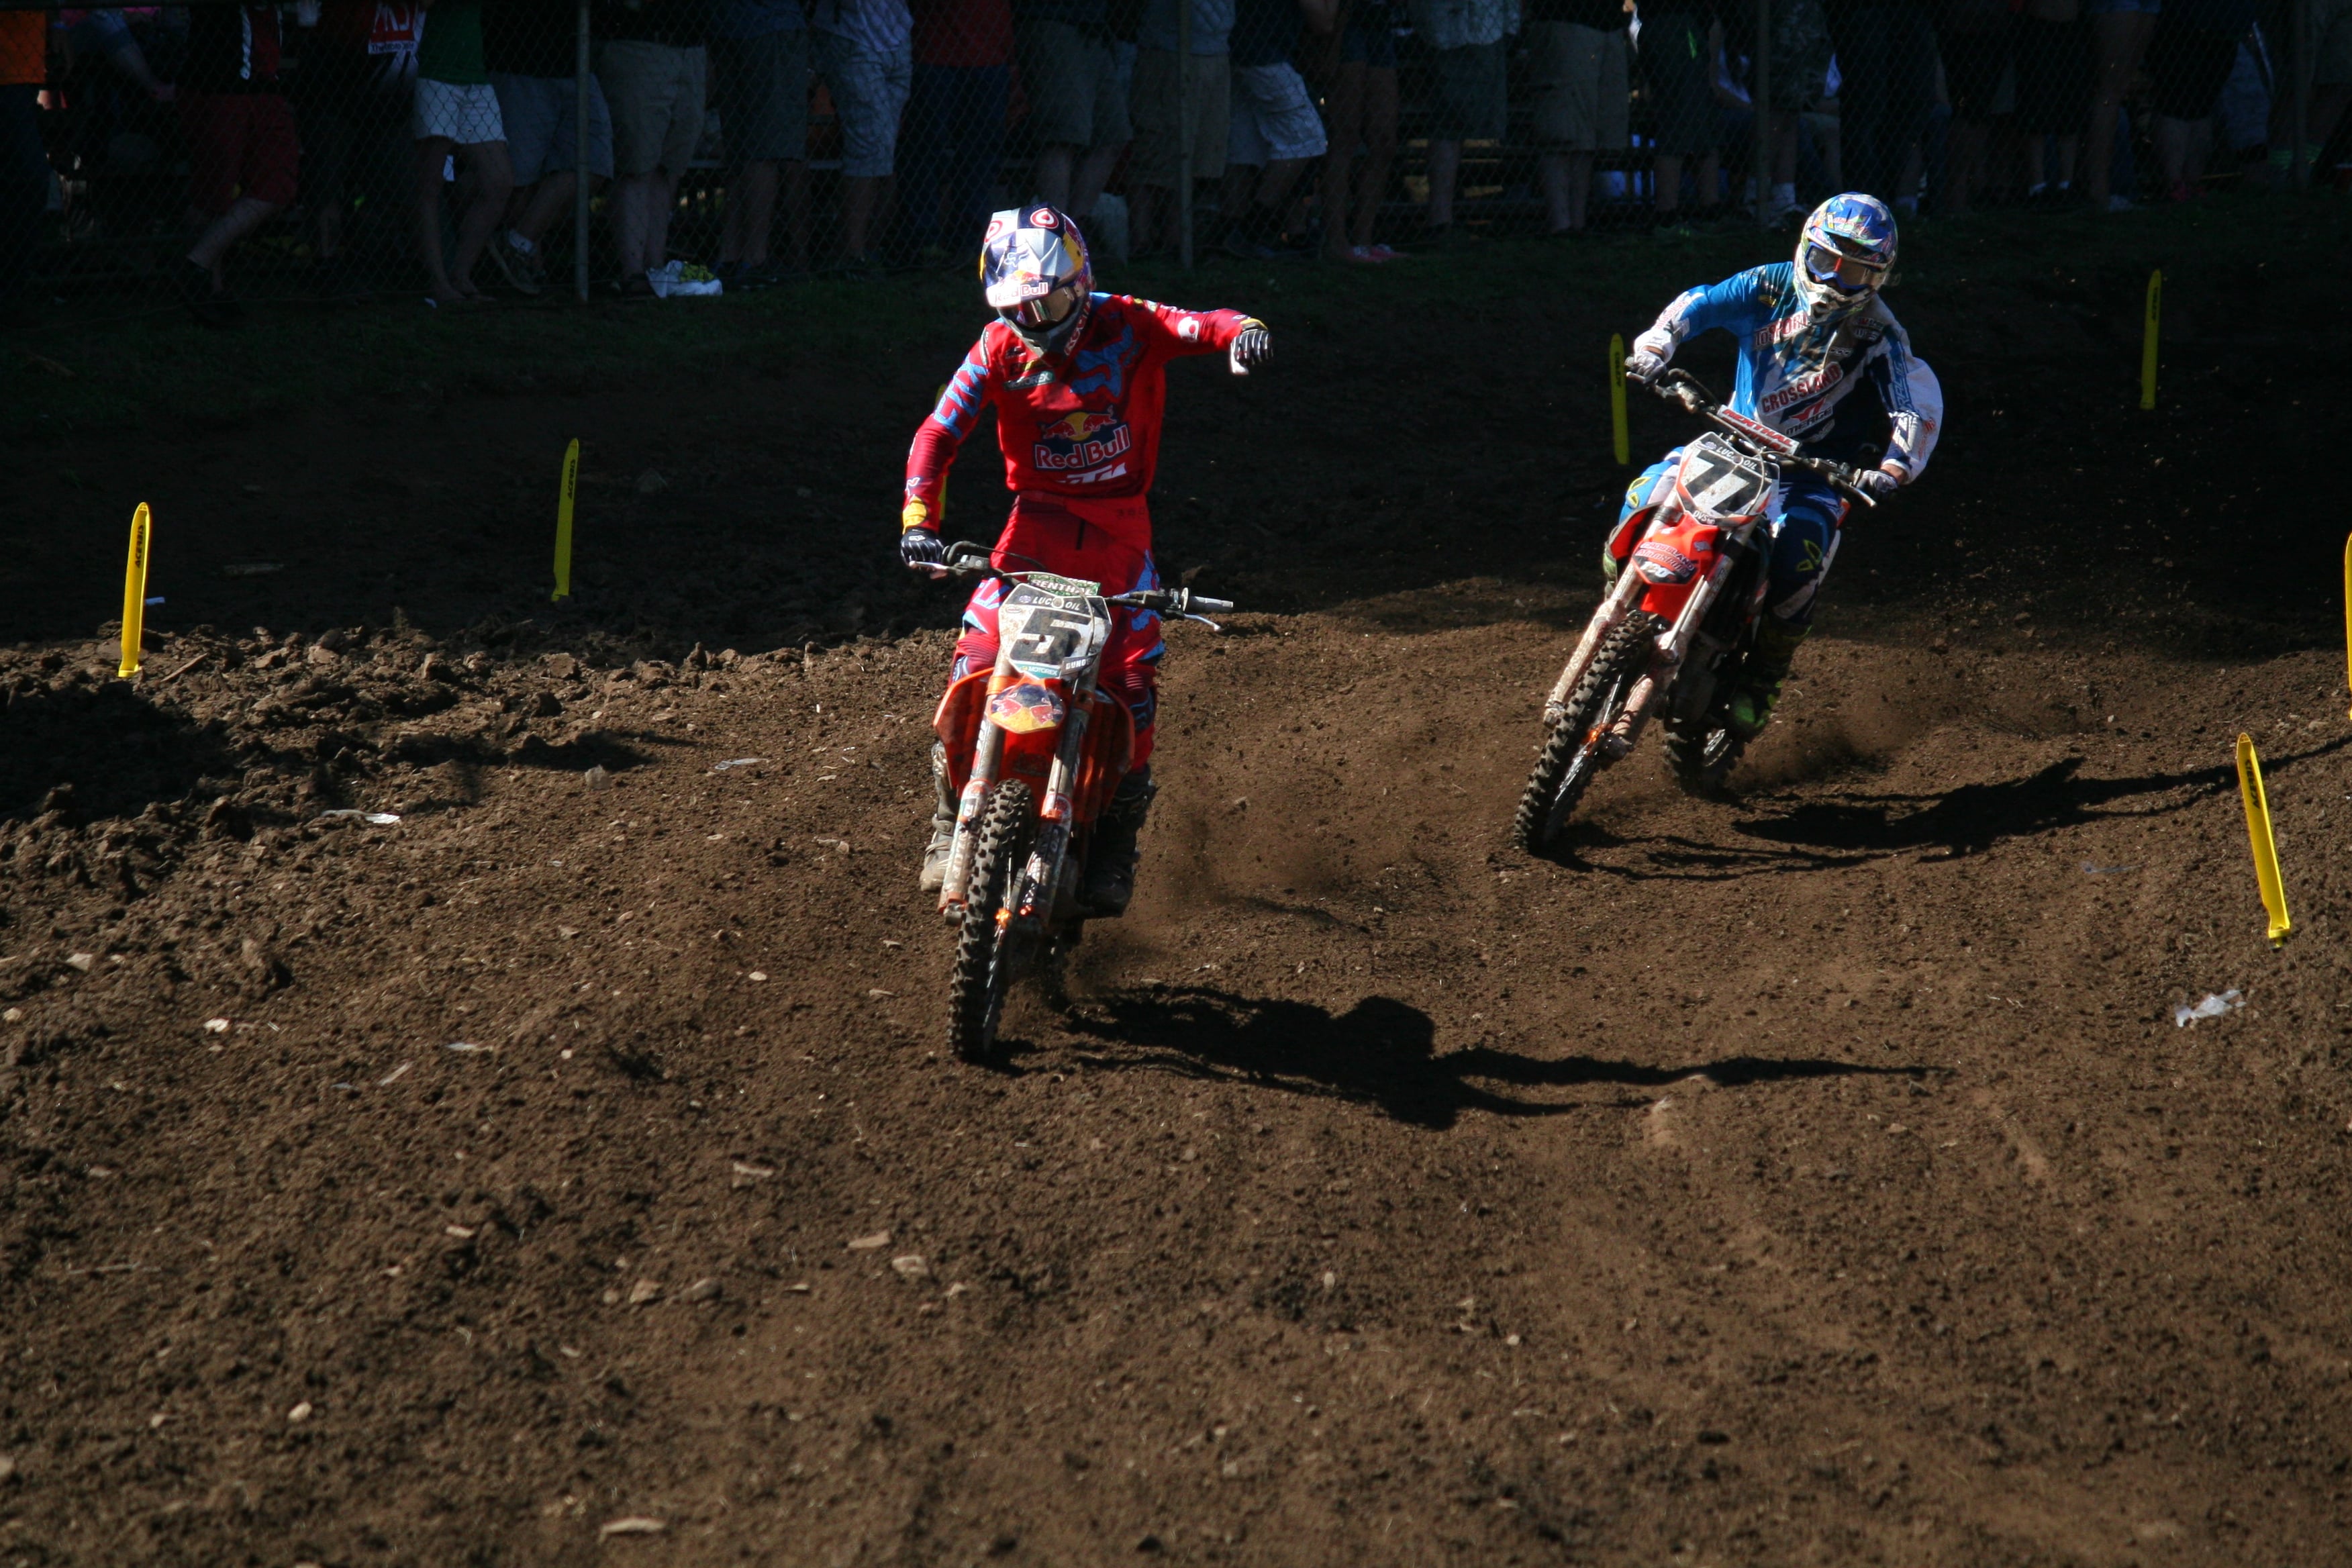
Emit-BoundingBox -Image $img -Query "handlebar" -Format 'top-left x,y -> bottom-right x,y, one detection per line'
1636,368 -> 1880,508
939,540 -> 1234,620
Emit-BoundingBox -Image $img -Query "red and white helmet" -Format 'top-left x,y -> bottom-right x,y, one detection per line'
980,205 -> 1093,356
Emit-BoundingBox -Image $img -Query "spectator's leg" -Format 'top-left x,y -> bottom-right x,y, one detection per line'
450,140 -> 515,296
1071,141 -> 1125,221
1540,151 -> 1573,229
843,175 -> 881,258
645,168 -> 682,268
1320,57 -> 1367,258
1426,139 -> 1462,228
720,160 -> 779,265
2084,6 -> 2157,207
512,169 -> 581,251
1655,152 -> 1684,215
189,196 -> 282,279
415,136 -> 462,299
897,64 -> 950,252
1353,65 -> 1398,246
611,173 -> 656,276
1032,144 -> 1077,209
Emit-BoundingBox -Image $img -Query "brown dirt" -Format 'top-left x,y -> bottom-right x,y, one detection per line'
5,256 -> 2352,1567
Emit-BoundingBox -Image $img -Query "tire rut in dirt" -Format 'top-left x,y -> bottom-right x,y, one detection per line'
946,779 -> 1034,1062
1512,610 -> 1663,852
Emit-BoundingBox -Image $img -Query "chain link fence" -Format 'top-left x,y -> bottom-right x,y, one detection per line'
0,0 -> 2341,315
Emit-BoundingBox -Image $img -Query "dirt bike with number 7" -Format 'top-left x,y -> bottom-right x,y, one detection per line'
930,540 -> 1233,1063
1512,369 -> 1884,851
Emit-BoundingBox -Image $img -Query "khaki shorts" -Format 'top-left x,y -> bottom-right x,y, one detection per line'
1529,20 -> 1628,150
1015,17 -> 1132,149
1128,46 -> 1229,185
597,39 -> 706,177
1428,39 -> 1506,141
2319,0 -> 2352,85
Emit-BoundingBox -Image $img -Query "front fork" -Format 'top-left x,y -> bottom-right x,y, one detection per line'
938,644 -> 1095,927
1016,695 -> 1092,926
1601,558 -> 1728,759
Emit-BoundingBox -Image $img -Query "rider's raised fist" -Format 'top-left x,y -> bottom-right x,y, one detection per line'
1230,320 -> 1271,374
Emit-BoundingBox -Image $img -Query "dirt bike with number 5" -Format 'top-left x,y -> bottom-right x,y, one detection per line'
1513,370 -> 1880,852
930,540 -> 1234,1063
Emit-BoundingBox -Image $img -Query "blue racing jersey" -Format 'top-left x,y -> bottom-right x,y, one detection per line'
1644,262 -> 1945,479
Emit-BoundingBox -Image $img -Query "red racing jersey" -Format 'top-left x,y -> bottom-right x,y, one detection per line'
903,294 -> 1255,535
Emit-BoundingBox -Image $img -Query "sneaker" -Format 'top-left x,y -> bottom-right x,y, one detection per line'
1360,242 -> 1408,261
487,232 -> 543,296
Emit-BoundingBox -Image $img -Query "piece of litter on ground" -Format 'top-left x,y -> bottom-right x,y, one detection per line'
599,1518 -> 667,1537
377,1062 -> 411,1086
444,1042 -> 493,1053
202,1018 -> 230,1034
709,757 -> 766,772
846,1231 -> 891,1251
2172,990 -> 2244,1028
2081,861 -> 2137,874
143,595 -> 165,606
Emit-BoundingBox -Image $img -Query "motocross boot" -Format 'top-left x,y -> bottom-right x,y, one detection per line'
1727,616 -> 1809,740
918,741 -> 957,895
1081,768 -> 1156,916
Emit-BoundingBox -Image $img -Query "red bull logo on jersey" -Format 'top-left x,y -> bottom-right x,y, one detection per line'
1032,409 -> 1133,477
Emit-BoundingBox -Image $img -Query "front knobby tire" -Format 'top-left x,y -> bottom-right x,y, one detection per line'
946,780 -> 1035,1063
1513,612 -> 1664,852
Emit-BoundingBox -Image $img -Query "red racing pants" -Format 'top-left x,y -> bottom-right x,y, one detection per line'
951,493 -> 1167,767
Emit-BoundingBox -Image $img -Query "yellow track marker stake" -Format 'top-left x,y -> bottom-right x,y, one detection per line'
117,502 -> 151,679
1608,333 -> 1630,466
2235,734 -> 2290,946
552,438 -> 579,601
2140,270 -> 2162,411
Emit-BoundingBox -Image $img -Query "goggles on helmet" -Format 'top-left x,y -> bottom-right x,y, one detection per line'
998,283 -> 1082,331
1802,240 -> 1885,295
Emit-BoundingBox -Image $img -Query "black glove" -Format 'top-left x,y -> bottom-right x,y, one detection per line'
1230,320 -> 1271,375
899,528 -> 946,577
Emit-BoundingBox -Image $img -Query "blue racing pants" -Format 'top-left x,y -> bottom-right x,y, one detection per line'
1618,447 -> 1845,626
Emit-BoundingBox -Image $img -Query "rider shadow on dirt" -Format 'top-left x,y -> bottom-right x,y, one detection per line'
1061,987 -> 1918,1130
1556,738 -> 2350,879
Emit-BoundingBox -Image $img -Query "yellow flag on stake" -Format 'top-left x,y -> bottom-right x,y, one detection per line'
552,438 -> 579,601
2140,271 -> 2162,411
2234,734 -> 2290,946
1608,334 -> 1630,467
117,503 -> 151,679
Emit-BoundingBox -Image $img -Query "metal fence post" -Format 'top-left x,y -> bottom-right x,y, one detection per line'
575,0 -> 591,301
1177,0 -> 1194,269
1753,0 -> 1771,224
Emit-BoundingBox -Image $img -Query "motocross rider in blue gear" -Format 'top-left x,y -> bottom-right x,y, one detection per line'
1618,193 -> 1944,740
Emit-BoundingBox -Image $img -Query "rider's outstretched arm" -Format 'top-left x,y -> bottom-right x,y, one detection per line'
1130,299 -> 1270,371
1628,268 -> 1774,377
1868,321 -> 1944,482
903,336 -> 1001,534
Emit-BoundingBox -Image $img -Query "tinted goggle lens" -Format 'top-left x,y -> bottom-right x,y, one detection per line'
1000,286 -> 1079,328
1806,242 -> 1882,291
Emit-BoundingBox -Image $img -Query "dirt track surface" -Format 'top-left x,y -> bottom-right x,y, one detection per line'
8,241 -> 2352,1565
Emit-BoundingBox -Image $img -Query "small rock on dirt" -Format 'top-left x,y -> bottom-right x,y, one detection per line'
585,765 -> 612,792
627,1278 -> 663,1306
599,1517 -> 667,1537
542,653 -> 580,680
681,1277 -> 722,1302
890,1255 -> 930,1280
305,644 -> 342,668
64,953 -> 95,973
288,1401 -> 313,1422
636,471 -> 669,495
847,1232 -> 891,1251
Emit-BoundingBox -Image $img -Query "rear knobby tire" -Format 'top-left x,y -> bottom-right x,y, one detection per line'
1513,611 -> 1664,852
946,780 -> 1034,1062
1663,717 -> 1748,797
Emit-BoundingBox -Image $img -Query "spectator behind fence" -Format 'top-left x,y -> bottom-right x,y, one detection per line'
412,0 -> 513,304
1822,0 -> 1935,208
1638,0 -> 1722,224
1316,0 -> 1404,260
901,0 -> 1012,265
487,0 -> 616,295
299,0 -> 420,296
1526,0 -> 1628,234
597,0 -> 710,293
0,5 -> 42,326
2014,0 -> 2088,201
1932,0 -> 2008,214
1411,0 -> 1516,242
1738,0 -> 1831,219
62,7 -> 170,99
2147,0 -> 2249,196
710,0 -> 810,286
174,2 -> 301,324
1012,0 -> 1131,216
1128,0 -> 1232,256
2083,0 -> 2157,208
810,0 -> 912,274
2281,0 -> 2352,179
1220,0 -> 1333,256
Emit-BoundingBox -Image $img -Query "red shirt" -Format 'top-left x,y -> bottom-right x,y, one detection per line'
905,294 -> 1251,544
0,11 -> 48,86
912,0 -> 1012,65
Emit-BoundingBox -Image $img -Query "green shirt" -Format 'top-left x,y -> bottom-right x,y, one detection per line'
417,0 -> 490,84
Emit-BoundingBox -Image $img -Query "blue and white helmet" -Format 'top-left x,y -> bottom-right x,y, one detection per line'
980,204 -> 1093,356
1794,193 -> 1898,319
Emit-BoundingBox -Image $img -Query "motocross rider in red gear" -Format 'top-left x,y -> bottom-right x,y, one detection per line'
900,204 -> 1271,914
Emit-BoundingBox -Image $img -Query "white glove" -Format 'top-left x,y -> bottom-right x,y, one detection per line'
1854,464 -> 1903,499
1625,327 -> 1675,383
